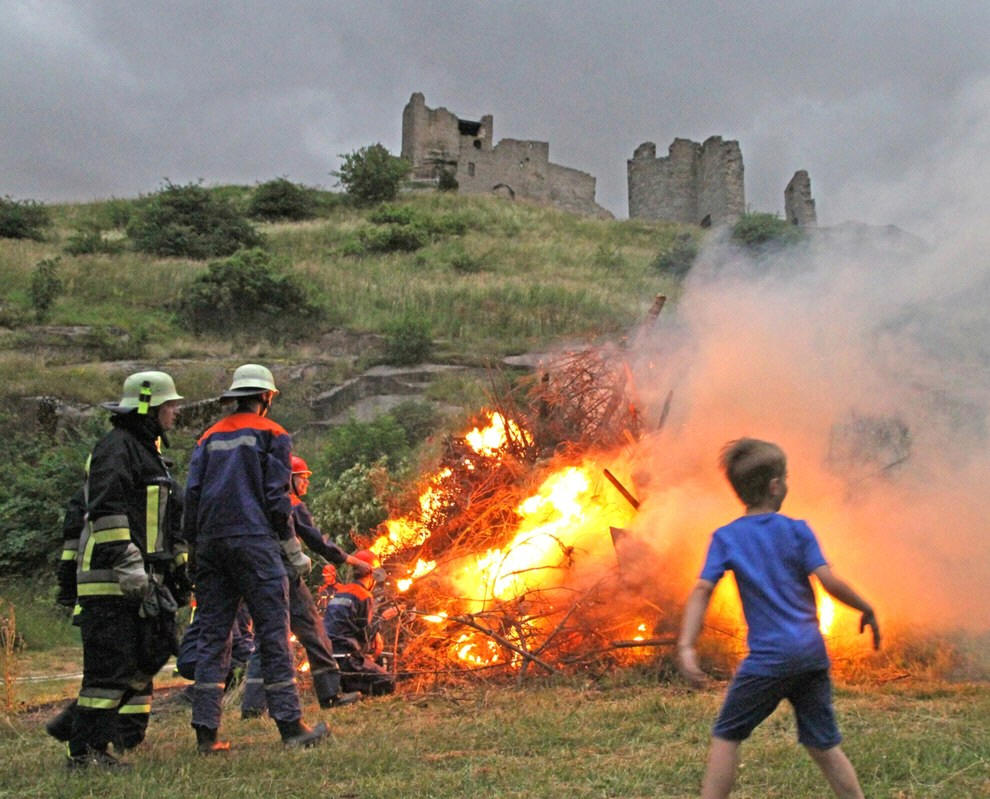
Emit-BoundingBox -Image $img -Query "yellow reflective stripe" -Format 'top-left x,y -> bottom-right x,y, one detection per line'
76,582 -> 124,597
60,550 -> 78,561
118,700 -> 151,715
174,551 -> 189,566
92,528 -> 130,544
80,526 -> 130,572
78,696 -> 119,710
146,486 -> 161,554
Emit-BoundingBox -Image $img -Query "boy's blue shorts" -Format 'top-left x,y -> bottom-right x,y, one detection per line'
711,668 -> 841,749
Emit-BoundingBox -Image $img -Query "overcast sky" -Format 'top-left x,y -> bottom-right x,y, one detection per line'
3,1 -> 988,232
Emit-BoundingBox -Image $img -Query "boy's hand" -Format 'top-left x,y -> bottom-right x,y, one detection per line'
677,645 -> 709,688
859,610 -> 881,650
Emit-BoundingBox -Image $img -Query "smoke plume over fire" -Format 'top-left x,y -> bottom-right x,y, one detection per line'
362,81 -> 989,673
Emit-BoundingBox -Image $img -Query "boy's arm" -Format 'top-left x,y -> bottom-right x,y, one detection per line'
812,564 -> 881,649
677,579 -> 715,686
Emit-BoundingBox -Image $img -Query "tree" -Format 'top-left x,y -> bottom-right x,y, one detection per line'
248,178 -> 316,221
333,144 -> 411,206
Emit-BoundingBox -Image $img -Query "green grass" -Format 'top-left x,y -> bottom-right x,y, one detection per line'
1,667 -> 987,798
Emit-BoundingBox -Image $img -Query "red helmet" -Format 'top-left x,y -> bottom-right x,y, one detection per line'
353,550 -> 381,570
290,455 -> 312,476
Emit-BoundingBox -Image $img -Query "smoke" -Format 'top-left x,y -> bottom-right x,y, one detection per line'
626,75 -> 990,633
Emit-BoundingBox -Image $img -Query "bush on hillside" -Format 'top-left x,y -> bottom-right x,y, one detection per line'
63,223 -> 126,256
248,178 -> 317,221
383,314 -> 432,365
175,248 -> 322,340
127,181 -> 264,259
308,460 -> 389,543
28,257 -> 63,322
0,405 -> 97,575
0,196 -> 51,241
333,144 -> 411,206
731,212 -> 804,252
318,416 -> 410,479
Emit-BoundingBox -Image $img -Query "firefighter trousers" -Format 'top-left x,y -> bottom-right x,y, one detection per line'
191,535 -> 300,729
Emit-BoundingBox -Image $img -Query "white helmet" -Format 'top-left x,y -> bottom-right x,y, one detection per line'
221,363 -> 279,399
103,370 -> 183,415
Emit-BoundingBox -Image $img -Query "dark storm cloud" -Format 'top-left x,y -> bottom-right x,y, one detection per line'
2,1 -> 988,228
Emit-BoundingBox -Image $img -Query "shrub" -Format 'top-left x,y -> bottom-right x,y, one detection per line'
28,257 -> 63,322
127,181 -> 264,259
0,196 -> 50,241
318,416 -> 410,479
391,400 -> 441,445
651,231 -> 699,277
333,144 -> 411,206
175,248 -> 323,340
308,460 -> 389,543
731,212 -> 804,251
0,404 -> 97,575
63,224 -> 126,256
248,178 -> 316,221
383,314 -> 432,365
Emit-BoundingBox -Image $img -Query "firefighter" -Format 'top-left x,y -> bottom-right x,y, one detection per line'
61,370 -> 189,769
322,550 -> 397,696
184,364 -> 327,752
241,454 -> 366,717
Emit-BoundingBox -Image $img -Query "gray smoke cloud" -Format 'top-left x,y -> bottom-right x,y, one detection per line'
626,74 -> 990,632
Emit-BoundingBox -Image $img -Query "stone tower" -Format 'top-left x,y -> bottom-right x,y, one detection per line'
784,170 -> 817,227
627,136 -> 745,226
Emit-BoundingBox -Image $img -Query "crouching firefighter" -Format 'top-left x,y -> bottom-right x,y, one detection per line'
64,371 -> 189,769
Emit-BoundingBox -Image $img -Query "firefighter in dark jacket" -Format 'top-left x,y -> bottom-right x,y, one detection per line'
241,454 -> 367,716
60,370 -> 189,769
184,364 -> 327,752
322,550 -> 397,696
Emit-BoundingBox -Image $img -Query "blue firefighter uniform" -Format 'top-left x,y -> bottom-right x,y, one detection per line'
322,579 -> 396,696
184,411 -> 302,734
241,494 -> 354,713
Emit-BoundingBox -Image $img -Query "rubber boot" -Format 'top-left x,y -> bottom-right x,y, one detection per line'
194,725 -> 231,754
66,746 -> 131,771
276,719 -> 330,748
314,670 -> 361,709
45,701 -> 76,742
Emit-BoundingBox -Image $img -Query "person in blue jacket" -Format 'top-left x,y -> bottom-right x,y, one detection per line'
184,364 -> 327,752
677,438 -> 880,799
240,454 -> 367,716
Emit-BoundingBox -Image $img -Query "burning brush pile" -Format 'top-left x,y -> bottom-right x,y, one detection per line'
346,304 -> 683,684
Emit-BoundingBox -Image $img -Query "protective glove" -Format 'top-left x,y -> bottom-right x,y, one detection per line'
170,562 -> 194,607
280,537 -> 312,580
114,544 -> 150,598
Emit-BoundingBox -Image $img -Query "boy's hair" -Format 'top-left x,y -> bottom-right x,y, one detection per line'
720,438 -> 787,507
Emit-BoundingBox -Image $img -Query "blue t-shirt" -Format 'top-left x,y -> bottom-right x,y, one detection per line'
700,512 -> 829,676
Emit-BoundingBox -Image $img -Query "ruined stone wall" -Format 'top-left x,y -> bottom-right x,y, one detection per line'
627,136 -> 744,226
401,93 -> 610,218
784,170 -> 817,227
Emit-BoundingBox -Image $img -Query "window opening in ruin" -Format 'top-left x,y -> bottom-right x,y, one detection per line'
458,119 -> 482,136
467,162 -> 475,177
700,214 -> 712,228
473,140 -> 481,150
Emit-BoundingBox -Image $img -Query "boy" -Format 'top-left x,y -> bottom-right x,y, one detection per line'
677,438 -> 880,799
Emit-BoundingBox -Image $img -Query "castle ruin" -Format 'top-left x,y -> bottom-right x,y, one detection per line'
401,93 -> 611,218
785,170 -> 817,227
627,137 -> 745,226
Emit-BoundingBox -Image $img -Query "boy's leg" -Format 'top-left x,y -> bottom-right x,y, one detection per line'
805,745 -> 865,799
701,737 -> 740,799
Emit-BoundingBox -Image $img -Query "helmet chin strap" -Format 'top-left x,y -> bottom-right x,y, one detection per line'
258,391 -> 272,417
